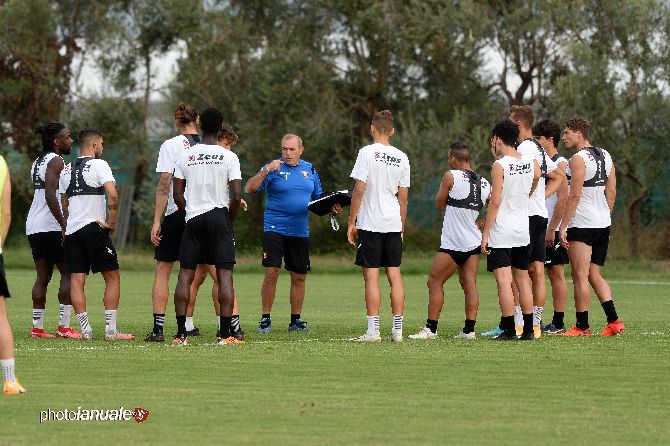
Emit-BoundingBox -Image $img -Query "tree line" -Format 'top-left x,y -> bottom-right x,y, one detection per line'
1,0 -> 668,256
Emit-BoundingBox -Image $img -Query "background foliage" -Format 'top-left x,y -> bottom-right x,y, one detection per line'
1,0 -> 668,257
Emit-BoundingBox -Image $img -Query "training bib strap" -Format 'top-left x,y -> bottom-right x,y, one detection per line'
447,170 -> 484,211
66,157 -> 105,197
582,147 -> 608,187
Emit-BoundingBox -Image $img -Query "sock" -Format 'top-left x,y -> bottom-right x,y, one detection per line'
601,300 -> 619,323
552,311 -> 565,328
32,309 -> 45,329
231,315 -> 241,333
59,304 -> 73,327
392,315 -> 403,335
290,314 -> 300,324
104,310 -> 117,333
513,305 -> 523,327
217,316 -> 221,329
153,314 -> 165,334
176,315 -> 186,336
262,313 -> 271,320
501,315 -> 515,333
366,316 -> 379,335
77,312 -> 92,333
522,313 -> 533,334
533,306 -> 543,327
576,311 -> 589,330
220,315 -> 232,339
498,316 -> 504,330
463,319 -> 476,334
1,358 -> 16,382
426,319 -> 438,334
185,316 -> 194,331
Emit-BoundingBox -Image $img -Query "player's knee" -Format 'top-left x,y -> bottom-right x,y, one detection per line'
265,268 -> 281,281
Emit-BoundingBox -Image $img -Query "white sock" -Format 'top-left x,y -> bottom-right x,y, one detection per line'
185,316 -> 194,331
1,358 -> 16,382
392,314 -> 403,335
32,309 -> 45,329
105,310 -> 117,333
366,316 -> 380,336
59,304 -> 73,327
533,306 -> 544,327
513,305 -> 523,327
77,312 -> 92,333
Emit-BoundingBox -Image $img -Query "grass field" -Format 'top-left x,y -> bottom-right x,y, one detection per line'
0,258 -> 668,445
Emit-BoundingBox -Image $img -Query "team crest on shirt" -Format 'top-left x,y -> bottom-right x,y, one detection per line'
188,155 -> 195,161
375,152 -> 380,158
300,170 -> 309,178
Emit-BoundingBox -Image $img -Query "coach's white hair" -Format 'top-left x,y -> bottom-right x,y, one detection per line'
281,133 -> 303,148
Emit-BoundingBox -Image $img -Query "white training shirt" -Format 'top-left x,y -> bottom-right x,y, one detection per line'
489,154 -> 534,248
517,139 -> 557,218
173,144 -> 242,222
567,148 -> 613,229
26,152 -> 63,235
440,170 -> 491,252
545,155 -> 568,230
350,143 -> 411,233
156,135 -> 199,216
59,158 -> 115,235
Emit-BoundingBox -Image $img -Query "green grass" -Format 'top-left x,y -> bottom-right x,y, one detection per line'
0,265 -> 668,445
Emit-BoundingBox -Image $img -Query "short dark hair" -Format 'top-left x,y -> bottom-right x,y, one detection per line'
174,102 -> 198,126
78,128 -> 103,148
199,108 -> 224,136
219,122 -> 239,145
448,142 -> 470,162
35,122 -> 65,153
491,119 -> 519,147
564,117 -> 591,139
372,110 -> 394,135
510,105 -> 534,129
532,119 -> 561,147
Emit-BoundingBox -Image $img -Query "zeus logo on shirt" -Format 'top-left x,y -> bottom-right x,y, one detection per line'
508,162 -> 531,175
374,152 -> 401,167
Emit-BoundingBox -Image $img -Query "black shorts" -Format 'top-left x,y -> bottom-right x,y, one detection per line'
566,226 -> 610,266
179,207 -> 235,270
28,231 -> 64,264
0,254 -> 11,298
527,216 -> 548,263
487,246 -> 529,272
438,247 -> 480,266
64,222 -> 119,274
355,230 -> 402,268
154,210 -> 185,262
545,231 -> 569,267
262,232 -> 310,274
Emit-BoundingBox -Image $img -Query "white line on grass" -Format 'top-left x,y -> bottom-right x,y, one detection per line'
16,338 -> 356,352
606,280 -> 670,286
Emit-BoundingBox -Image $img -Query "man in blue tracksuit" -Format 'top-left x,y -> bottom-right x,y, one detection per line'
245,134 -> 339,333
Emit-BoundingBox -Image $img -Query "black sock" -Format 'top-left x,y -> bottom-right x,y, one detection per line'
576,311 -> 589,330
176,315 -> 186,336
231,315 -> 240,333
290,314 -> 300,324
153,313 -> 165,334
463,319 -> 476,334
601,300 -> 619,323
262,313 -> 271,320
552,311 -> 565,328
220,315 -> 232,338
501,315 -> 515,334
426,319 -> 438,334
498,316 -> 504,330
522,313 -> 533,334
